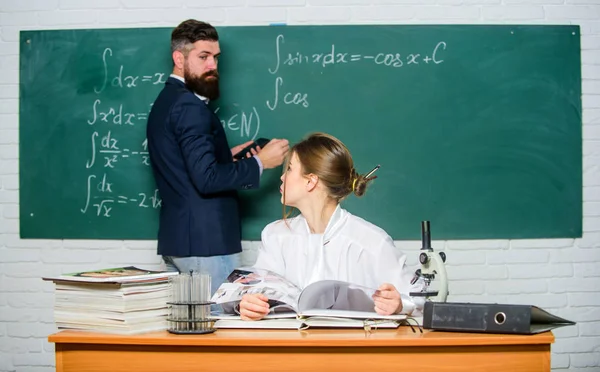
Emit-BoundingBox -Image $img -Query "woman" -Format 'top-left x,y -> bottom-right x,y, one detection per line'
240,133 -> 423,321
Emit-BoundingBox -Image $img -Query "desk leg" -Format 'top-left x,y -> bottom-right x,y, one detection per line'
54,344 -> 64,372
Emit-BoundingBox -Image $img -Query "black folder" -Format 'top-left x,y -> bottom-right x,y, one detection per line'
423,301 -> 575,335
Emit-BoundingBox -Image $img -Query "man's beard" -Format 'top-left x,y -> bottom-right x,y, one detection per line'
184,69 -> 220,101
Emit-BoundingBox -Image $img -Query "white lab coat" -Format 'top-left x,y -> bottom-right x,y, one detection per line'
254,205 -> 424,315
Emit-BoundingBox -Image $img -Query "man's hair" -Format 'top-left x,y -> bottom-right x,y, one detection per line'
171,19 -> 219,55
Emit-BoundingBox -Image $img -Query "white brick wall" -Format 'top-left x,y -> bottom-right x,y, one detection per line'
0,1 -> 598,371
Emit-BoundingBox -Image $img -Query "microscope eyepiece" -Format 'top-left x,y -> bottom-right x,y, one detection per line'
421,220 -> 431,250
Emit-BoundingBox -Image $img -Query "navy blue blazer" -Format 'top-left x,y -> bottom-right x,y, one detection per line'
146,77 -> 260,257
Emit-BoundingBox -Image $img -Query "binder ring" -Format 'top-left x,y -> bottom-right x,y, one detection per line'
494,312 -> 506,325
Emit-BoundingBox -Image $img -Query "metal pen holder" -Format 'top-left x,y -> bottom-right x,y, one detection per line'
167,271 -> 216,334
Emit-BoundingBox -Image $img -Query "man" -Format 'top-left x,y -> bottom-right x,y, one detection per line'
146,19 -> 289,295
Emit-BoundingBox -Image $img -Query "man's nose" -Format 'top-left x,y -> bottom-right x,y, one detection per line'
206,56 -> 218,70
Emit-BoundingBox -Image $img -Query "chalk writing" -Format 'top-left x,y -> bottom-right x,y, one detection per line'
81,33 -> 444,220
215,106 -> 261,140
86,131 -> 149,169
266,76 -> 309,111
87,99 -> 150,126
84,47 -> 167,219
93,47 -> 167,94
269,34 -> 447,72
80,173 -> 161,217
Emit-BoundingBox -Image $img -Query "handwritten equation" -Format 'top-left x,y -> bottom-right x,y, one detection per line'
264,35 -> 448,112
215,106 -> 261,139
87,99 -> 151,126
85,131 -> 150,169
81,173 -> 161,217
268,35 -> 447,73
81,47 -> 166,219
93,48 -> 167,93
79,33 -> 450,218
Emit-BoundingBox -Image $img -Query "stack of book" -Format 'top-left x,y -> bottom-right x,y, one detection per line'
43,266 -> 178,334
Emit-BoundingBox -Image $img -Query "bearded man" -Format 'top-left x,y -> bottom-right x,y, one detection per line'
146,20 -> 289,295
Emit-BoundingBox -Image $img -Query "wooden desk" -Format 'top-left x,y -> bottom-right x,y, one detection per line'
49,328 -> 553,372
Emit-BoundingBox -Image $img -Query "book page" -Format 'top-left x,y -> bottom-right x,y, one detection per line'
299,309 -> 406,321
214,316 -> 303,330
301,316 -> 402,329
211,314 -> 402,329
211,268 -> 302,312
297,280 -> 379,313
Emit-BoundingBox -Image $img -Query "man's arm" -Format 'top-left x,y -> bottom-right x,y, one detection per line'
173,96 -> 260,194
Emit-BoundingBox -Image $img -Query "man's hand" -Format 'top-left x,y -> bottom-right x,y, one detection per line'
256,138 -> 289,169
239,293 -> 270,321
372,283 -> 403,315
231,140 -> 256,161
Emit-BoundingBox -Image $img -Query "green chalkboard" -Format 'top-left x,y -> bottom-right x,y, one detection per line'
19,25 -> 582,240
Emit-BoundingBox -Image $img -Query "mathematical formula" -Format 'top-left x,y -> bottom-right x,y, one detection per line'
87,99 -> 151,126
81,173 -> 161,217
268,35 -> 447,74
79,33 -> 449,218
85,131 -> 150,169
93,48 -> 167,93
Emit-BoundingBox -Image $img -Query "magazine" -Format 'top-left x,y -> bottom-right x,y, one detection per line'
43,266 -> 179,284
210,267 -> 407,327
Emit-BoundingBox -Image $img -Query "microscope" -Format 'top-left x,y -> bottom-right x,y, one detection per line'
409,221 -> 448,302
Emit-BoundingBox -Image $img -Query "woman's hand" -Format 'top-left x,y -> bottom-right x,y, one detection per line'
239,293 -> 270,321
372,283 -> 403,315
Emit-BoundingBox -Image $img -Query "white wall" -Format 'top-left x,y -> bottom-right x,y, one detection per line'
1,0 -> 599,371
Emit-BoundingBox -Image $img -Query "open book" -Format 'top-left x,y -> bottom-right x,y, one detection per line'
211,313 -> 406,330
210,267 -> 406,329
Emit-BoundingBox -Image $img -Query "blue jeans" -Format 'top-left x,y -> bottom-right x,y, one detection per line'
163,253 -> 241,298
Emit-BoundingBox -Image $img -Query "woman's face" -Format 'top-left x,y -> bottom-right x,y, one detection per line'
280,152 -> 308,207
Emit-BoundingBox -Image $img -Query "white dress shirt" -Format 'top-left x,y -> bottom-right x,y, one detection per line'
254,205 -> 424,315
